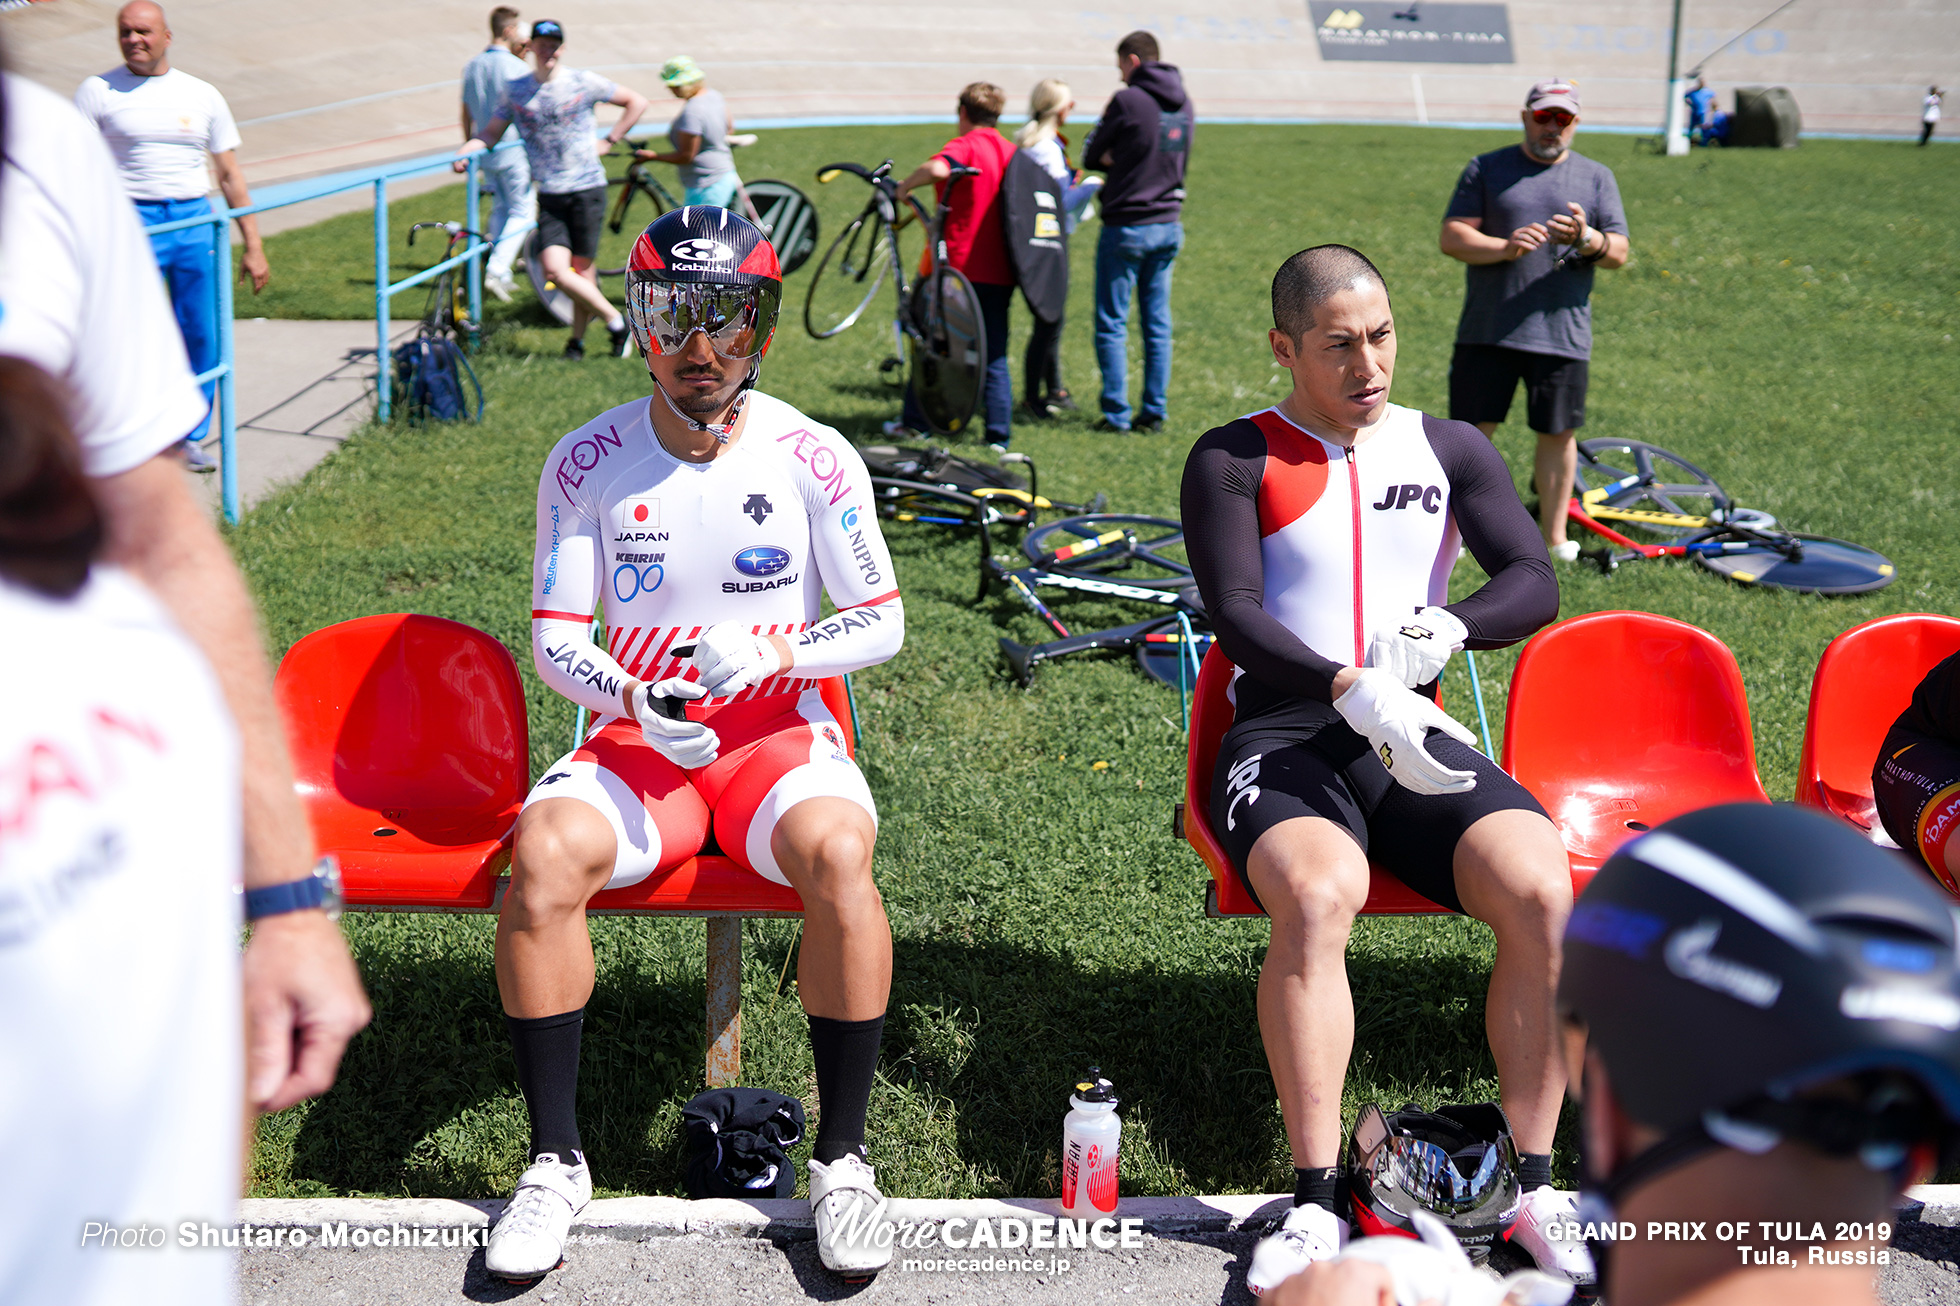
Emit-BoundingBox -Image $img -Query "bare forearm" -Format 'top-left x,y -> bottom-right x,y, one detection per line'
1593,231 -> 1630,269
461,104 -> 473,143
1440,222 -> 1512,265
894,160 -> 943,199
96,457 -> 313,890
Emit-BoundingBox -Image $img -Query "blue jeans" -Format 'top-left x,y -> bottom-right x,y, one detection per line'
904,280 -> 1013,444
1093,220 -> 1182,428
136,197 -> 220,443
479,146 -> 536,283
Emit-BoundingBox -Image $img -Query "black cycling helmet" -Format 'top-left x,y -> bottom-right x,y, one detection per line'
1348,1101 -> 1522,1263
1563,803 -> 1960,1190
625,206 -> 781,361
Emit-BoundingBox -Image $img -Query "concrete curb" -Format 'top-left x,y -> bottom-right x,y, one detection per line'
237,1187 -> 1960,1242
236,1193 -> 1297,1243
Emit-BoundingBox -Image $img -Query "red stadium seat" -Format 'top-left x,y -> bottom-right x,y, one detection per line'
1795,614 -> 1960,834
274,615 -> 855,1083
1502,611 -> 1769,879
275,613 -> 530,908
1179,645 -> 1456,916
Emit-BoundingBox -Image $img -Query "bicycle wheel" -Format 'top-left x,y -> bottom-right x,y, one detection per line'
742,179 -> 820,276
804,208 -> 893,339
909,265 -> 984,436
1574,439 -> 1731,541
523,228 -> 575,326
1694,533 -> 1896,595
1022,514 -> 1190,588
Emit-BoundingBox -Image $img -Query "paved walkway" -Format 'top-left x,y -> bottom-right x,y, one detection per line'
186,318 -> 406,519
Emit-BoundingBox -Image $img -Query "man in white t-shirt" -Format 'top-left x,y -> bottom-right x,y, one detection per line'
455,19 -> 647,360
1922,86 -> 1944,147
0,71 -> 370,1147
461,5 -> 534,300
74,0 -> 270,471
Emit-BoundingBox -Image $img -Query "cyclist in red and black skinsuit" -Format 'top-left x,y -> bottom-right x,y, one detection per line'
1182,246 -> 1584,1292
1875,652 -> 1960,898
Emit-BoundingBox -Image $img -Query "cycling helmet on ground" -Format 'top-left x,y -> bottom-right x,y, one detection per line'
625,206 -> 782,362
1348,1101 -> 1522,1263
1562,802 -> 1960,1254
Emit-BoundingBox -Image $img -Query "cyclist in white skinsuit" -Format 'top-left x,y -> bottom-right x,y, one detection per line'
489,208 -> 902,1286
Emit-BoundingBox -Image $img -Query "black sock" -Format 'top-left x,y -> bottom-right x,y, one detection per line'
808,1012 -> 884,1165
1518,1151 -> 1554,1192
506,1009 -> 584,1163
1293,1166 -> 1341,1215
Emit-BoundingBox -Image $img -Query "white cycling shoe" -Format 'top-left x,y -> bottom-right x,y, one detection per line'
485,1152 -> 591,1281
1510,1186 -> 1598,1286
808,1153 -> 894,1280
1247,1202 -> 1349,1296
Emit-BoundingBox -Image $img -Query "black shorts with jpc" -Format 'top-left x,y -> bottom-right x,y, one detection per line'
1209,695 -> 1546,915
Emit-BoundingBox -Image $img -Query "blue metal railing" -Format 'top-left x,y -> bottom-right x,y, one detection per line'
141,145 -> 508,523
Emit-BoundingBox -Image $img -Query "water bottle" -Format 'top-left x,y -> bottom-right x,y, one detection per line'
1060,1067 -> 1120,1218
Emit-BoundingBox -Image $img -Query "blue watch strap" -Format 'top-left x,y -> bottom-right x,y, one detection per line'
243,875 -> 329,921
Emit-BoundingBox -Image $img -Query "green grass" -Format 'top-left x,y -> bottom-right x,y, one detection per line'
239,124 -> 1958,1201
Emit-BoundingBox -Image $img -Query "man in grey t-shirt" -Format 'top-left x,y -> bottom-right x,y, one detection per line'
635,56 -> 737,209
460,6 -> 532,300
1440,79 -> 1630,560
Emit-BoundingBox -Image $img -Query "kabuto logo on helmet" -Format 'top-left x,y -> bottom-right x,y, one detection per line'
672,237 -> 734,264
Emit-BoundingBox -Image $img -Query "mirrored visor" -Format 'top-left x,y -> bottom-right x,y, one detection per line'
626,279 -> 781,359
1383,1133 -> 1508,1215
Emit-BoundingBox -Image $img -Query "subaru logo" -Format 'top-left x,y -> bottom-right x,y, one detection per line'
733,546 -> 791,577
673,237 -> 733,263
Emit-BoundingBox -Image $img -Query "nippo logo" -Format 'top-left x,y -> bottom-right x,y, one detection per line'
841,506 -> 860,530
672,237 -> 733,263
733,546 -> 791,577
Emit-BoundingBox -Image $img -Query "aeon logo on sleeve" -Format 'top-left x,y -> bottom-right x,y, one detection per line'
733,546 -> 791,577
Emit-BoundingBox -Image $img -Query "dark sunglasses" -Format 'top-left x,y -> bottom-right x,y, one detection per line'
1531,108 -> 1576,127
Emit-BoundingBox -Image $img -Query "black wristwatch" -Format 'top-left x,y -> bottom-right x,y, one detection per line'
243,856 -> 345,922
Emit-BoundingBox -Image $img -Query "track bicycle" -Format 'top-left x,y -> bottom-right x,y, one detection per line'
804,159 -> 985,436
407,221 -> 486,349
1568,438 -> 1894,593
525,141 -> 819,324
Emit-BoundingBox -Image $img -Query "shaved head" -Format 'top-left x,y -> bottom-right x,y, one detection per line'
1271,244 -> 1388,342
118,1 -> 166,27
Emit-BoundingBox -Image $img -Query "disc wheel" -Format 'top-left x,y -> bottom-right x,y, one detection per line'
1694,533 -> 1896,595
803,210 -> 892,339
742,179 -> 820,276
1022,514 -> 1190,588
1574,439 -> 1731,542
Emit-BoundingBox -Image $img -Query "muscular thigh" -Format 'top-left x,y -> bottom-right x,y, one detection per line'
692,688 -> 878,887
518,721 -> 711,889
1211,714 -> 1371,914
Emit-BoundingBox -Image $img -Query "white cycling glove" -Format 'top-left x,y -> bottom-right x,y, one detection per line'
689,621 -> 783,699
1333,667 -> 1480,796
631,677 -> 719,770
1336,1211 -> 1574,1306
1366,605 -> 1469,689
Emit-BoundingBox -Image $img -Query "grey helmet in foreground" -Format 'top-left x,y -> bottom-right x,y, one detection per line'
1560,803 -> 1960,1270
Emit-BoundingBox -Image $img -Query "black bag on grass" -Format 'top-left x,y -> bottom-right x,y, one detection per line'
681,1087 -> 805,1200
391,331 -> 483,424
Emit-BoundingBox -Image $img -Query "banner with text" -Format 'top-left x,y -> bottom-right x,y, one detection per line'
1310,2 -> 1515,63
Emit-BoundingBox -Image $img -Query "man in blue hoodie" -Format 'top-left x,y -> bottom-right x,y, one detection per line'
1082,31 -> 1191,433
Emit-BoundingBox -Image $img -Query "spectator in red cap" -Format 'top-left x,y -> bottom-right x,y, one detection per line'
1440,79 -> 1630,562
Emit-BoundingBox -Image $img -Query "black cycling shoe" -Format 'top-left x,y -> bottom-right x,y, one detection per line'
563,336 -> 586,361
1045,389 -> 1080,412
607,323 -> 632,358
1133,414 -> 1165,432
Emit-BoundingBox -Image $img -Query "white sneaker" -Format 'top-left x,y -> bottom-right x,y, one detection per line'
1550,540 -> 1581,562
485,1152 -> 590,1281
1247,1202 -> 1348,1296
1510,1186 -> 1597,1286
808,1153 -> 893,1280
485,274 -> 515,304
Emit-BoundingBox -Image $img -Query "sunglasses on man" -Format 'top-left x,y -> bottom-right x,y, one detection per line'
1531,108 -> 1576,127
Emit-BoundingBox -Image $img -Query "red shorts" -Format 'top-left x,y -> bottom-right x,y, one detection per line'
520,686 -> 873,888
